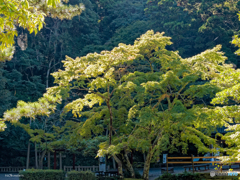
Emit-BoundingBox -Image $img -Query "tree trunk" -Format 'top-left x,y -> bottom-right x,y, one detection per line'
113,154 -> 123,178
39,150 -> 47,169
142,130 -> 163,180
112,157 -> 116,169
107,101 -> 113,145
73,154 -> 75,170
35,143 -> 38,169
107,101 -> 124,177
48,151 -> 50,169
26,118 -> 32,169
38,151 -> 41,168
26,141 -> 30,169
54,150 -> 57,169
124,150 -> 135,178
59,152 -> 62,170
46,59 -> 52,89
142,148 -> 154,180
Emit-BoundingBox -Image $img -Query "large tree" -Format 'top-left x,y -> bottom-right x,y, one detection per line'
2,30 -> 237,179
97,31 -> 236,179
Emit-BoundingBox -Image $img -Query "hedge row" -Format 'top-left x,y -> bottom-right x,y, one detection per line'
19,169 -> 64,180
19,169 -> 97,180
19,169 -> 145,180
67,170 -> 96,180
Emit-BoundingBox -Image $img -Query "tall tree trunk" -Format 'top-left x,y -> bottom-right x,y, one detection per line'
35,143 -> 38,169
46,59 -> 52,89
112,157 -> 116,169
106,100 -> 124,178
38,151 -> 41,168
59,152 -> 62,170
142,148 -> 154,180
48,151 -> 50,169
26,119 -> 32,169
124,149 -> 135,178
39,150 -> 47,169
107,101 -> 113,145
26,141 -> 30,169
113,154 -> 123,178
143,130 -> 163,180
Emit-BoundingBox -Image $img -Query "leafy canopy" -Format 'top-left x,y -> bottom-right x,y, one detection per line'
0,0 -> 85,61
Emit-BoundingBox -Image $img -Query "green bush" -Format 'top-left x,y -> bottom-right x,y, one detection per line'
19,169 -> 64,180
67,170 -> 96,180
156,172 -> 201,180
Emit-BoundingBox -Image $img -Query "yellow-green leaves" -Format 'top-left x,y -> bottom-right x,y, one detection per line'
0,120 -> 7,131
182,45 -> 227,80
2,93 -> 61,123
0,0 -> 85,61
134,30 -> 172,57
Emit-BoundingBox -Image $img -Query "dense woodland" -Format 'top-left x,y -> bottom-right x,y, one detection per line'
1,0 -> 240,179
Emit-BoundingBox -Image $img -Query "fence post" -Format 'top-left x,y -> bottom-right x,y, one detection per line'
167,154 -> 168,173
191,154 -> 195,173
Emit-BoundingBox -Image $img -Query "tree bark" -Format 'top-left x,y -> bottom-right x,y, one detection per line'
107,101 -> 113,145
73,154 -> 75,170
39,150 -> 47,169
113,154 -> 123,178
48,151 -> 50,169
143,148 -> 154,180
59,152 -> 62,170
124,149 -> 135,178
26,119 -> 32,169
54,150 -> 57,169
112,157 -> 116,169
35,143 -> 38,169
142,131 -> 163,180
106,100 -> 124,178
26,141 -> 30,169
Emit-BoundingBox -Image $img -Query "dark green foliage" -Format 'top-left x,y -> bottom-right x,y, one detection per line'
96,177 -> 119,180
0,63 -> 12,116
124,169 -> 142,179
67,170 -> 96,180
0,124 -> 30,166
146,0 -> 240,66
156,172 -> 201,180
19,169 -> 64,180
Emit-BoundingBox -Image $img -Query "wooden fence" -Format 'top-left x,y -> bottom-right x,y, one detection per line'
64,165 -> 99,172
0,167 -> 26,172
165,154 -> 240,173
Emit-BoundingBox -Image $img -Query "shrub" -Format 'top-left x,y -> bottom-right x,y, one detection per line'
67,170 -> 96,180
156,172 -> 202,180
123,169 -> 142,179
19,169 -> 64,180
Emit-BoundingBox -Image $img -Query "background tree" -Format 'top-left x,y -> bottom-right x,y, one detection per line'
146,0 -> 240,66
